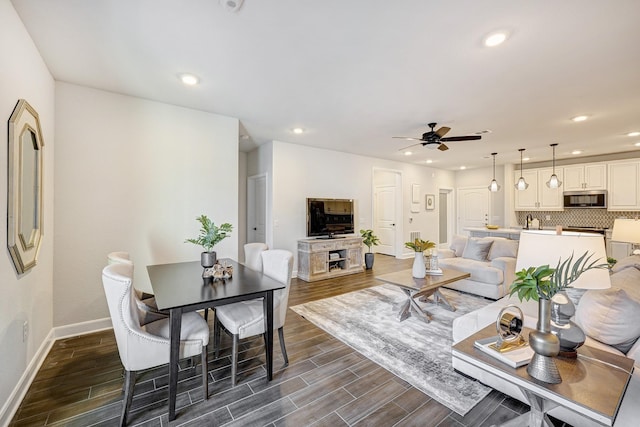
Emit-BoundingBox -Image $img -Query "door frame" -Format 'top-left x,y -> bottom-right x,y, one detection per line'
372,167 -> 403,258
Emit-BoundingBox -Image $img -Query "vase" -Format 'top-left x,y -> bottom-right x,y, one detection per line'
364,252 -> 374,269
201,251 -> 216,268
527,297 -> 562,383
412,252 -> 426,278
550,290 -> 585,357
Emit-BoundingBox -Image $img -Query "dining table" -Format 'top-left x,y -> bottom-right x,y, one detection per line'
147,258 -> 285,421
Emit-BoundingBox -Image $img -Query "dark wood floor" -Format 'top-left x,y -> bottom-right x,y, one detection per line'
10,254 -> 568,427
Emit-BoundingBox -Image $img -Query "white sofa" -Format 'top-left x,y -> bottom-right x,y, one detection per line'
438,235 -> 518,299
452,255 -> 640,427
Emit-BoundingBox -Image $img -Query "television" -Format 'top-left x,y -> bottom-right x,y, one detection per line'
306,198 -> 355,238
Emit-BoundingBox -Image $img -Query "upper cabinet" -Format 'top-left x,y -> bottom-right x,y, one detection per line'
608,161 -> 640,211
563,163 -> 607,191
514,167 -> 564,211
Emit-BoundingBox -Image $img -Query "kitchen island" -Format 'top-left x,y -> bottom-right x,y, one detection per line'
463,227 -> 522,239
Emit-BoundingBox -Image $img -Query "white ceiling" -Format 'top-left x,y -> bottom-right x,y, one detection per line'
11,0 -> 640,170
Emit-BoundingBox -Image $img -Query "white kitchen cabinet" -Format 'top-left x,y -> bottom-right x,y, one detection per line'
608,161 -> 640,211
514,167 -> 564,211
563,163 -> 607,191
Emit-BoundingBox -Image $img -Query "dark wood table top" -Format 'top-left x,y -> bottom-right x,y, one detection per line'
147,259 -> 284,311
375,268 -> 471,292
453,325 -> 635,425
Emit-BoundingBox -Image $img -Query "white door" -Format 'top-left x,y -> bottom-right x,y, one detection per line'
457,187 -> 489,234
374,185 -> 398,256
247,174 -> 266,243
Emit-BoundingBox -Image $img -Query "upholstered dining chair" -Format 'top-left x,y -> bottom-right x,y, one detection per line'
102,263 -> 209,426
244,242 -> 269,271
213,249 -> 293,386
107,251 -> 167,325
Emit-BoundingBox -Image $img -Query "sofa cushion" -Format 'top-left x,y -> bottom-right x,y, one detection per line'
438,257 -> 503,285
488,238 -> 518,260
611,254 -> 640,274
610,265 -> 640,302
462,237 -> 494,261
575,287 -> 640,354
450,235 -> 467,257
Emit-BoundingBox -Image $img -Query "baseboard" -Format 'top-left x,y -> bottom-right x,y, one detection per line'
0,318 -> 113,426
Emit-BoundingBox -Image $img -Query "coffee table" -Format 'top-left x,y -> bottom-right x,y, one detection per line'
376,268 -> 470,322
452,325 -> 634,426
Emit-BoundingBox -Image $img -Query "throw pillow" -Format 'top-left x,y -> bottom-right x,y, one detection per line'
488,238 -> 519,260
576,287 -> 640,354
450,235 -> 467,257
611,254 -> 640,274
461,238 -> 494,262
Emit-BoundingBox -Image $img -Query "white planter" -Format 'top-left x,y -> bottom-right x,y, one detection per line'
412,251 -> 426,278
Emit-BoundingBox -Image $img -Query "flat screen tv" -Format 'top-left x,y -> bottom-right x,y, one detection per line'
306,198 -> 355,238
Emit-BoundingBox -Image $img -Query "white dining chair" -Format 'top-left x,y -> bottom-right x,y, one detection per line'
102,263 -> 209,426
213,249 -> 293,386
107,251 -> 167,325
244,242 -> 268,271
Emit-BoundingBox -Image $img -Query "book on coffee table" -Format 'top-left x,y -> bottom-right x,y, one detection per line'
473,336 -> 534,368
425,268 -> 443,275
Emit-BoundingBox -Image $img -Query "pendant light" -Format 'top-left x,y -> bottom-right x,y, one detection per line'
488,152 -> 500,192
515,148 -> 529,190
546,143 -> 562,189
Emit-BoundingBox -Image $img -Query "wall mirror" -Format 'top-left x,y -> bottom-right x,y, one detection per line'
8,99 -> 44,274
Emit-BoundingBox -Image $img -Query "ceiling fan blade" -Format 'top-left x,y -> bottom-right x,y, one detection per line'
435,126 -> 451,138
440,135 -> 482,142
438,143 -> 449,151
393,136 -> 424,141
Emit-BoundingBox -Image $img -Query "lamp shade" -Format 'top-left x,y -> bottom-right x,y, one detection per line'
515,230 -> 610,290
611,218 -> 640,244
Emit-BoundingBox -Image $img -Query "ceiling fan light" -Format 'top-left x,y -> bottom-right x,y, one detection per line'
515,177 -> 529,190
488,179 -> 501,192
546,174 -> 562,189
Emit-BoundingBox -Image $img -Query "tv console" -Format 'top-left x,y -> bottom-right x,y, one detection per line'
297,236 -> 364,282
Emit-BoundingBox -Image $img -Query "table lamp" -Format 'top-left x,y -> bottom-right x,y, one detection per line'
515,230 -> 611,382
611,218 -> 640,255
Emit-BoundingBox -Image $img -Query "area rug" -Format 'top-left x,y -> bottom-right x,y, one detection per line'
290,284 -> 492,416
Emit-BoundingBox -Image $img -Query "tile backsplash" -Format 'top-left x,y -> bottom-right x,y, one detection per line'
515,210 -> 639,229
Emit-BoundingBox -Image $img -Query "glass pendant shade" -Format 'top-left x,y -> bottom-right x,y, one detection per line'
514,149 -> 528,190
546,143 -> 562,188
488,152 -> 501,192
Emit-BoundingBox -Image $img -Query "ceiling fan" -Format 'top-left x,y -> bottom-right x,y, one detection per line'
393,122 -> 482,152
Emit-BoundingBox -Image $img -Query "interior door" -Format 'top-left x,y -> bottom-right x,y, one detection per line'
374,185 -> 397,256
247,174 -> 266,243
457,187 -> 489,234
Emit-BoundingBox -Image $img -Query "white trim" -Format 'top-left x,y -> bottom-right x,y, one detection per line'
0,318 -> 113,426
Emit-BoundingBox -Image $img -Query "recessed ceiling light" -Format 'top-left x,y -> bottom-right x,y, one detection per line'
426,159 -> 433,164
483,31 -> 508,47
460,166 -> 467,170
628,131 -> 640,137
571,115 -> 589,122
292,128 -> 304,134
572,150 -> 582,155
179,74 -> 199,86
404,151 -> 413,156
523,157 -> 530,161
635,142 -> 640,147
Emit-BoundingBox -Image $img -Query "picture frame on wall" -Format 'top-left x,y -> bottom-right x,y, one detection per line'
425,194 -> 435,210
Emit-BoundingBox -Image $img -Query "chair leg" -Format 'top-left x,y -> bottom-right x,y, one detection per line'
278,327 -> 289,367
121,370 -> 136,427
213,316 -> 221,359
231,334 -> 239,387
202,345 -> 209,400
204,308 -> 209,321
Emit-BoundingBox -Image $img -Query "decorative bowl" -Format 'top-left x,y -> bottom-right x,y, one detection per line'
486,225 -> 499,230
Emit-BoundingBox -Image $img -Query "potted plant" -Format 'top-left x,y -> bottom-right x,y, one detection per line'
509,251 -> 608,383
360,229 -> 380,269
185,215 -> 233,267
404,238 -> 436,278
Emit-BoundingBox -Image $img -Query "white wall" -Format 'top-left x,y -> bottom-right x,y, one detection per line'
0,0 -> 55,417
54,82 -> 239,326
248,141 -> 455,269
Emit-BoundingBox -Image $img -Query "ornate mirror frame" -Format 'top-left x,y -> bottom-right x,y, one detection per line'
8,99 -> 44,274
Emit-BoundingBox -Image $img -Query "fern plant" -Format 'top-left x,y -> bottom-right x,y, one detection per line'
185,215 -> 233,252
509,251 -> 608,301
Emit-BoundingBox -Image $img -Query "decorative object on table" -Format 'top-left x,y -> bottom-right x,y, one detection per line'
511,230 -> 610,383
611,218 -> 640,255
495,305 -> 526,351
425,251 -> 440,273
185,214 -> 233,269
485,225 -> 499,230
203,260 -> 234,281
473,335 -> 534,368
405,238 -> 436,279
425,194 -> 435,210
360,229 -> 380,269
607,257 -> 617,269
7,99 -> 45,275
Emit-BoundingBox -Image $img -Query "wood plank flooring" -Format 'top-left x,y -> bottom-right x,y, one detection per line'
9,254 -> 569,427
